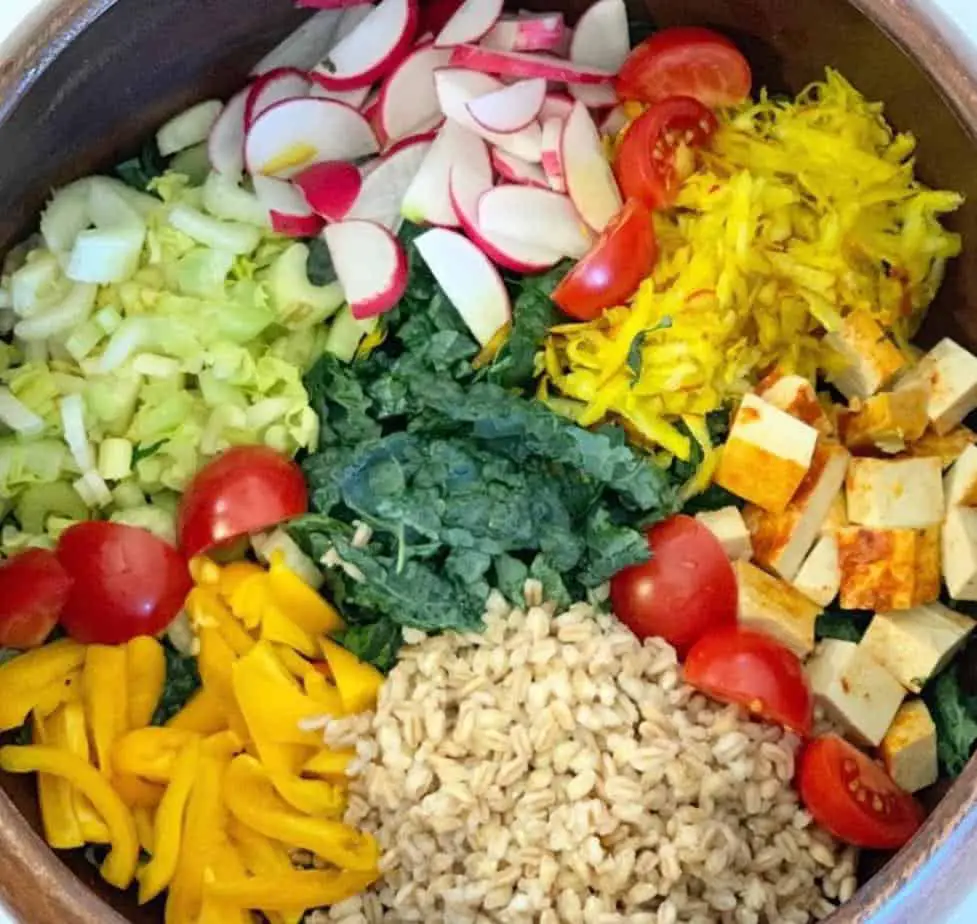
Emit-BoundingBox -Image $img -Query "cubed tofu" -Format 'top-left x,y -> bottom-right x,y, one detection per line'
823,310 -> 906,400
695,507 -> 753,560
836,526 -> 918,611
806,639 -> 906,747
942,505 -> 977,601
914,338 -> 977,435
792,534 -> 840,607
743,441 -> 850,580
880,699 -> 939,794
839,388 -> 929,454
821,493 -> 848,536
735,559 -> 821,658
758,374 -> 835,437
861,603 -> 976,692
714,394 -> 819,513
900,424 -> 977,468
913,526 -> 941,607
945,444 -> 977,507
846,457 -> 944,528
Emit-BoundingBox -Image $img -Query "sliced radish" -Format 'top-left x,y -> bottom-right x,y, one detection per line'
465,77 -> 546,134
478,185 -> 592,258
245,97 -> 378,178
309,80 -> 372,108
449,45 -> 614,85
293,161 -> 363,221
305,4 -> 375,105
377,41 -> 453,143
348,133 -> 432,229
435,0 -> 503,48
414,228 -> 511,345
297,0 -> 374,8
561,101 -> 622,232
311,0 -> 418,91
541,117 -> 565,192
245,68 -> 312,127
600,104 -> 629,137
208,87 -> 250,177
569,83 -> 618,108
570,0 -> 629,72
481,13 -> 565,53
251,10 -> 347,75
490,149 -> 548,189
539,92 -> 574,123
434,68 -> 542,162
252,175 -> 326,237
323,220 -> 408,318
419,0 -> 464,37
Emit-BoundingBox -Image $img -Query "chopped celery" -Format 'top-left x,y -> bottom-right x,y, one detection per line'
110,505 -> 176,544
97,437 -> 134,481
14,482 -> 88,534
14,283 -> 98,341
73,470 -> 112,508
10,251 -> 64,317
169,142 -> 212,186
66,227 -> 145,284
173,247 -> 234,297
168,204 -> 261,255
267,242 -> 344,330
0,387 -> 45,436
64,320 -> 104,361
202,171 -> 269,227
94,306 -> 123,334
252,528 -> 323,589
323,303 -> 375,362
111,480 -> 146,510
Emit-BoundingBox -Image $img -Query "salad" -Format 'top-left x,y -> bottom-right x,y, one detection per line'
0,0 -> 974,920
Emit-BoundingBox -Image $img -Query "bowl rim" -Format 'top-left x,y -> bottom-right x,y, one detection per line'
2,1 -> 977,922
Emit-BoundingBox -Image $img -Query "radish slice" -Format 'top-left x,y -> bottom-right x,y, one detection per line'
246,68 -> 312,127
377,41 -> 453,143
414,228 -> 511,345
251,10 -> 347,75
208,87 -> 250,177
245,97 -> 379,178
252,175 -> 326,236
310,81 -> 372,108
434,68 -> 542,162
419,0 -> 464,37
348,134 -> 433,229
561,101 -> 622,232
490,149 -> 548,189
435,0 -> 503,48
481,13 -> 565,53
157,100 -> 224,157
541,117 -> 565,192
540,92 -> 574,123
449,44 -> 614,84
297,0 -> 374,8
478,185 -> 592,258
306,4 -> 375,105
570,0 -> 629,73
293,161 -> 363,221
600,104 -> 629,136
569,83 -> 619,108
323,220 -> 408,318
311,0 -> 419,91
465,77 -> 546,134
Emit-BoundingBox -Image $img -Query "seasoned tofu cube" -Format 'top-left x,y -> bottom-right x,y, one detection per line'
912,338 -> 977,435
840,388 -> 928,454
913,526 -> 941,607
806,639 -> 906,747
714,394 -> 819,514
792,534 -> 840,607
900,424 -> 977,468
734,559 -> 821,658
942,505 -> 977,601
945,444 -> 977,507
758,374 -> 835,436
846,457 -> 944,528
880,700 -> 939,794
695,507 -> 752,560
821,493 -> 848,536
744,441 -> 850,580
823,310 -> 906,400
836,526 -> 918,611
861,603 -> 976,693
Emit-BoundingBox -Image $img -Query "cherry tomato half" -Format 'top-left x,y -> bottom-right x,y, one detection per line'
0,549 -> 72,649
57,522 -> 192,645
552,199 -> 658,321
610,514 -> 737,655
614,97 -> 718,210
177,446 -> 308,559
616,26 -> 752,109
798,735 -> 925,849
683,627 -> 813,734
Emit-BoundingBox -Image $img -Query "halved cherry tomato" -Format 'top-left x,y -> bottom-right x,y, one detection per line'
57,522 -> 192,645
683,627 -> 813,734
798,735 -> 925,849
610,514 -> 737,655
614,97 -> 718,210
0,549 -> 72,648
177,446 -> 307,559
616,26 -> 752,108
552,199 -> 658,321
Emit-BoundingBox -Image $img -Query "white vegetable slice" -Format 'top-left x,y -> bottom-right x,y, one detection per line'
599,104 -> 629,137
480,13 -> 566,53
208,87 -> 250,178
0,387 -> 45,436
245,67 -> 312,126
541,116 -> 565,192
65,229 -> 144,284
489,149 -> 548,189
478,185 -> 592,258
435,0 -> 503,48
74,470 -> 113,508
252,527 -> 324,589
168,205 -> 263,254
561,100 -> 622,231
41,180 -> 94,253
323,220 -> 408,318
570,0 -> 629,72
449,44 -> 614,84
377,41 -> 453,143
294,161 -> 363,221
251,10 -> 346,75
60,393 -> 95,473
539,92 -> 574,123
157,100 -> 224,157
465,77 -> 546,134
252,176 -> 326,237
347,133 -> 433,229
202,171 -> 270,227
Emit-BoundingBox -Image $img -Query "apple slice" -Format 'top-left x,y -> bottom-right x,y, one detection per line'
377,41 -> 453,143
480,13 -> 565,53
414,228 -> 511,345
434,0 -> 504,48
347,133 -> 433,229
490,149 -> 548,189
245,68 -> 312,127
449,44 -> 614,84
561,100 -> 622,232
323,220 -> 408,318
293,161 -> 363,221
251,10 -> 347,75
478,185 -> 592,258
252,175 -> 326,237
245,97 -> 378,177
541,116 -> 565,192
208,87 -> 250,177
465,77 -> 546,134
311,0 -> 419,91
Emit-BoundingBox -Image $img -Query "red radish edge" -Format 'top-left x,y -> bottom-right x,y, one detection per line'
208,86 -> 250,177
490,149 -> 549,189
449,44 -> 614,85
293,161 -> 364,221
434,0 -> 504,48
465,77 -> 546,134
245,67 -> 312,127
377,41 -> 454,144
325,220 -> 409,318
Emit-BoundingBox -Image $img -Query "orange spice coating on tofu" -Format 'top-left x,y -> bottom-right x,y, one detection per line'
840,389 -> 928,452
837,526 -> 924,611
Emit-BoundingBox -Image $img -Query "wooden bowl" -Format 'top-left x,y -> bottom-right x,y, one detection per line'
3,0 -> 977,921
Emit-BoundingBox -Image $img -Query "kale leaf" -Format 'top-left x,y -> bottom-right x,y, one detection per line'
151,641 -> 201,726
814,608 -> 872,643
925,663 -> 977,777
333,621 -> 403,674
114,138 -> 168,192
667,408 -> 743,514
306,238 -> 338,287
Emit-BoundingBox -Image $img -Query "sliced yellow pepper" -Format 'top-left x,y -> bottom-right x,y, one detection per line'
82,645 -> 129,777
226,572 -> 270,632
197,628 -> 249,740
216,561 -> 265,604
198,840 -> 252,924
0,745 -> 138,889
112,727 -> 199,784
54,700 -> 110,843
274,644 -> 317,680
113,774 -> 165,809
260,603 -> 319,657
267,552 -> 344,636
188,556 -> 222,587
203,869 -> 379,911
302,748 -> 355,781
166,688 -> 227,735
185,586 -> 254,657
321,638 -> 384,715
0,640 -> 86,731
126,636 -> 166,730
303,669 -> 344,712
228,820 -> 302,924
133,806 -> 156,854
32,710 -> 84,849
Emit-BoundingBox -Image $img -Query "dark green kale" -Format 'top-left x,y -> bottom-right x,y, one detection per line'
814,608 -> 872,643
332,621 -> 403,674
151,641 -> 201,726
114,138 -> 168,192
305,237 -> 338,287
668,408 -> 743,514
925,662 -> 977,777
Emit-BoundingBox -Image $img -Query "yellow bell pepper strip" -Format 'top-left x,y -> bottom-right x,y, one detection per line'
113,773 -> 165,810
138,737 -> 201,904
31,710 -> 84,849
0,744 -> 139,888
82,645 -> 129,777
320,638 -> 384,715
202,728 -> 245,759
302,748 -> 355,781
224,754 -> 378,872
228,820 -> 302,924
166,688 -> 227,735
303,669 -> 344,711
216,561 -> 265,604
112,727 -> 199,784
269,769 -> 346,818
186,586 -> 254,657
31,671 -> 82,719
197,627 -> 249,741
133,806 -> 155,854
274,644 -> 317,680
126,636 -> 166,730
188,556 -> 222,588
226,572 -> 270,632
202,869 -> 379,911
0,640 -> 86,731
54,700 -> 110,843
198,840 -> 252,924
260,603 -> 319,658
267,552 -> 344,636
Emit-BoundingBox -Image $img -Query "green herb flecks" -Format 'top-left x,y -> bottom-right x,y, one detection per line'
627,317 -> 673,380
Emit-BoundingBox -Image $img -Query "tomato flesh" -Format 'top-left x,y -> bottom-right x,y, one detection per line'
683,627 -> 813,734
616,26 -> 752,108
57,522 -> 192,645
0,549 -> 72,648
177,446 -> 308,559
610,514 -> 737,654
552,199 -> 658,320
798,735 -> 925,849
